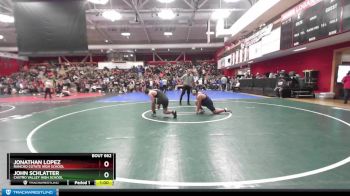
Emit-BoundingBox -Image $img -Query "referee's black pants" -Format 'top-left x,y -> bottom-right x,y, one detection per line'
180,85 -> 191,104
44,88 -> 52,99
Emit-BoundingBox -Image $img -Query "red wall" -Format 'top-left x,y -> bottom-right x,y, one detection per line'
136,53 -> 215,62
223,69 -> 235,77
29,55 -> 107,64
0,58 -> 26,76
248,41 -> 350,92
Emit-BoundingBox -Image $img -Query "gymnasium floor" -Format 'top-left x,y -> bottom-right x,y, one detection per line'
1,91 -> 350,189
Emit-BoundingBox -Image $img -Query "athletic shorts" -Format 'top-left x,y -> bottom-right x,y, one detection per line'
202,98 -> 215,112
156,98 -> 169,109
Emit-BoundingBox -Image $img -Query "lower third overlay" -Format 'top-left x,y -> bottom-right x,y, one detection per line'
2,153 -> 116,195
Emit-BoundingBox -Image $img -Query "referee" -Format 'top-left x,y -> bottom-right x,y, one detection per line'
180,70 -> 195,105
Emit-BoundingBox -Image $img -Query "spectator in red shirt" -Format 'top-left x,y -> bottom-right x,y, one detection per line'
342,71 -> 350,104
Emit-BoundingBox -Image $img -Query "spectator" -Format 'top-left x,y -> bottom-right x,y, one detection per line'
221,75 -> 228,91
342,71 -> 350,104
274,72 -> 291,98
44,77 -> 53,99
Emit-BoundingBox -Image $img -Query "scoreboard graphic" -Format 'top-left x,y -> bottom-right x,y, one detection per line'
280,0 -> 348,50
7,153 -> 116,186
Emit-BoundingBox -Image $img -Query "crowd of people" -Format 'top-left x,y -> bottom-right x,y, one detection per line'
1,61 -> 349,104
0,61 -> 237,97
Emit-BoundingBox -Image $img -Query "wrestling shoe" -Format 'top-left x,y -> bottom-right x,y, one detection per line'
224,108 -> 232,113
152,111 -> 156,117
173,111 -> 177,119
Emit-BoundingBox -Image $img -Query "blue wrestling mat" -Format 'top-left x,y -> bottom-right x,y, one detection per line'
98,90 -> 262,103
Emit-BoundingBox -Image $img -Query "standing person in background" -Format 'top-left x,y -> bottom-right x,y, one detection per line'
342,71 -> 350,104
44,77 -> 53,99
221,75 -> 228,91
179,70 -> 195,105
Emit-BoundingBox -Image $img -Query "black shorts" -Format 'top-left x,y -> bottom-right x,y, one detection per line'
202,98 -> 215,112
156,98 -> 169,109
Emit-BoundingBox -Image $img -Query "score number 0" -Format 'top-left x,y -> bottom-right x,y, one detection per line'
104,161 -> 110,178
